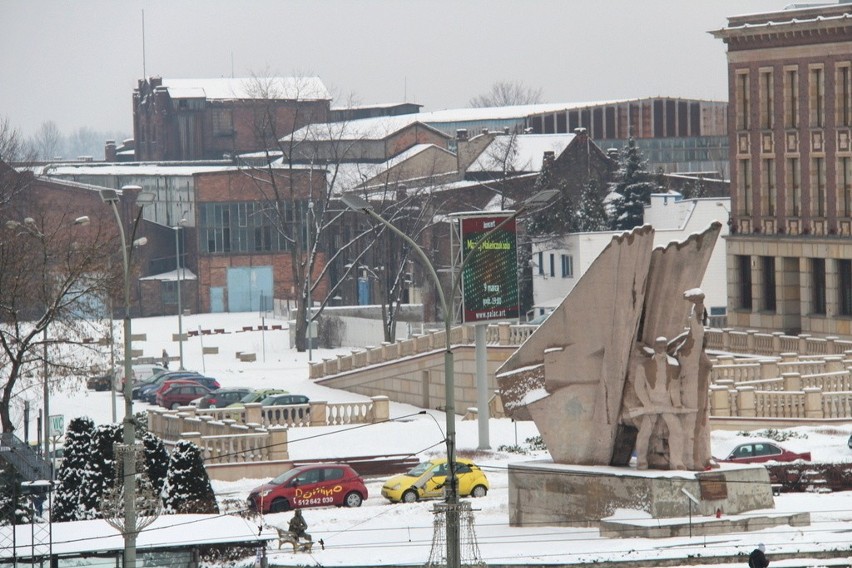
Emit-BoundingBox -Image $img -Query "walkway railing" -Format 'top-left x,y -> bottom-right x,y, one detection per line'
146,396 -> 390,481
308,322 -> 536,379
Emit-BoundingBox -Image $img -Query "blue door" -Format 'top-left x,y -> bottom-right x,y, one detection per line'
227,266 -> 273,312
210,287 -> 225,313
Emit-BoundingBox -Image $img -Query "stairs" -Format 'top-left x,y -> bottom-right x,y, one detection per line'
0,432 -> 51,481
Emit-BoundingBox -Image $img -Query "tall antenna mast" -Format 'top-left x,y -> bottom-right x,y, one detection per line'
142,9 -> 147,78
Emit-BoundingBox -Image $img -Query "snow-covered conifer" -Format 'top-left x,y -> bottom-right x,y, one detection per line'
162,440 -> 218,514
53,416 -> 95,521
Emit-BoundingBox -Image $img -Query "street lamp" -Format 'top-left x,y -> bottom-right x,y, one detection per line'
173,217 -> 188,370
305,201 -> 314,361
341,189 -> 556,568
100,186 -> 154,568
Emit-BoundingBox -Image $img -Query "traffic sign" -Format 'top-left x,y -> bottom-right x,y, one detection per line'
48,414 -> 64,437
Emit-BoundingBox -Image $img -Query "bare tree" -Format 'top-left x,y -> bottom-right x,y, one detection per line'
0,199 -> 116,434
469,80 -> 544,108
32,121 -> 64,161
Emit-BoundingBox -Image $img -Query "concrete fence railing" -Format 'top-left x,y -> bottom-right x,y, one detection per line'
705,328 -> 852,357
147,396 -> 390,481
308,322 -> 536,380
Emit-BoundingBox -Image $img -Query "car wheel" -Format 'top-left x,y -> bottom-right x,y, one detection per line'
270,498 -> 290,513
402,490 -> 418,503
471,485 -> 487,498
170,402 -> 180,410
344,491 -> 363,508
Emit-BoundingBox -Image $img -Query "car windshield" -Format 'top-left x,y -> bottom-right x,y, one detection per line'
406,461 -> 436,477
270,468 -> 302,485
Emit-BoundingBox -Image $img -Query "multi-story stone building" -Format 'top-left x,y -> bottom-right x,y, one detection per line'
712,2 -> 852,335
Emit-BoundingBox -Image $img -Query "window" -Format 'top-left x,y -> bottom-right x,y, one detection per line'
810,65 -> 825,128
736,71 -> 750,130
839,259 -> 852,316
161,281 -> 177,304
762,159 -> 775,216
760,69 -> 774,130
549,254 -> 555,278
537,252 -> 544,275
762,256 -> 776,312
812,258 -> 826,315
841,157 -> 852,218
561,254 -> 573,278
200,202 -> 288,255
812,158 -> 826,217
212,109 -> 233,136
787,158 -> 800,216
739,159 -> 752,215
838,64 -> 852,127
785,67 -> 799,129
738,255 -> 752,310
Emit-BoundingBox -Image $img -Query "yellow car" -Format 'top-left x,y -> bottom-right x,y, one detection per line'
381,458 -> 489,503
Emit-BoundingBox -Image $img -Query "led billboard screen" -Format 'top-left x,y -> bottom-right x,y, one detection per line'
460,214 -> 519,323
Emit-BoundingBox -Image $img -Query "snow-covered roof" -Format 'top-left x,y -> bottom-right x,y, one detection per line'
330,101 -> 422,111
282,116 -> 447,143
3,514 -> 272,558
140,268 -> 198,282
159,77 -> 330,101
328,144 -> 451,193
39,163 -> 238,177
713,5 -> 851,36
467,133 -> 576,173
419,98 -> 725,121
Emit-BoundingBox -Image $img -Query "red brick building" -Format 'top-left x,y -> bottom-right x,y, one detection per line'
133,77 -> 331,162
712,3 -> 852,335
192,167 -> 328,313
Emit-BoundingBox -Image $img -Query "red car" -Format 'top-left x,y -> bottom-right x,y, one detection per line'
721,441 -> 811,464
247,463 -> 368,513
157,382 -> 211,409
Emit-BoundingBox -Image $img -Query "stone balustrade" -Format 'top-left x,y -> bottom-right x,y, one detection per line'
308,322 -> 534,380
707,382 -> 851,420
705,329 -> 852,357
148,396 -> 390,480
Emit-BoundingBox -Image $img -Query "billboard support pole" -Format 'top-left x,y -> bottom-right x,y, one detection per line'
475,323 -> 490,449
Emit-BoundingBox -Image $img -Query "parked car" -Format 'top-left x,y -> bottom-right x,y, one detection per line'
226,389 -> 287,409
147,377 -> 220,405
192,387 -> 253,409
158,383 -> 212,409
261,394 -> 310,421
720,441 -> 812,464
87,373 -> 114,391
381,457 -> 489,503
848,433 -> 852,450
247,463 -> 368,513
133,371 -> 202,401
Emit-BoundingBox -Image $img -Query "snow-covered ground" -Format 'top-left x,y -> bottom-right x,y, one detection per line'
14,311 -> 852,566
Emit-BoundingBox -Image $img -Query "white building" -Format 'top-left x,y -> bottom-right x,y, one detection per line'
531,194 -> 730,320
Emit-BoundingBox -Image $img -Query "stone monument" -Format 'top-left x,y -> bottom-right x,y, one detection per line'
496,223 -> 795,533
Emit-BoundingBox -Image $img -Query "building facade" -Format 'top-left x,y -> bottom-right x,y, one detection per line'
531,195 -> 730,321
713,3 -> 852,335
133,77 -> 331,162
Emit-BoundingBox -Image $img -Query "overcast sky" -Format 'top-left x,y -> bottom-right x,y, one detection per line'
2,0 -> 794,139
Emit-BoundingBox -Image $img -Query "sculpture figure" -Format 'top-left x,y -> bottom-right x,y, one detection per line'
629,335 -> 688,470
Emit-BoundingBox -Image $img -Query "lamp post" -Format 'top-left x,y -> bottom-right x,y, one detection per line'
305,201 -> 314,361
173,217 -> 187,370
341,189 -> 556,568
100,186 -> 153,568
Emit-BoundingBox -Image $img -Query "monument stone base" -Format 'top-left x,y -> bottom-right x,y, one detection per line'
508,460 -> 790,534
